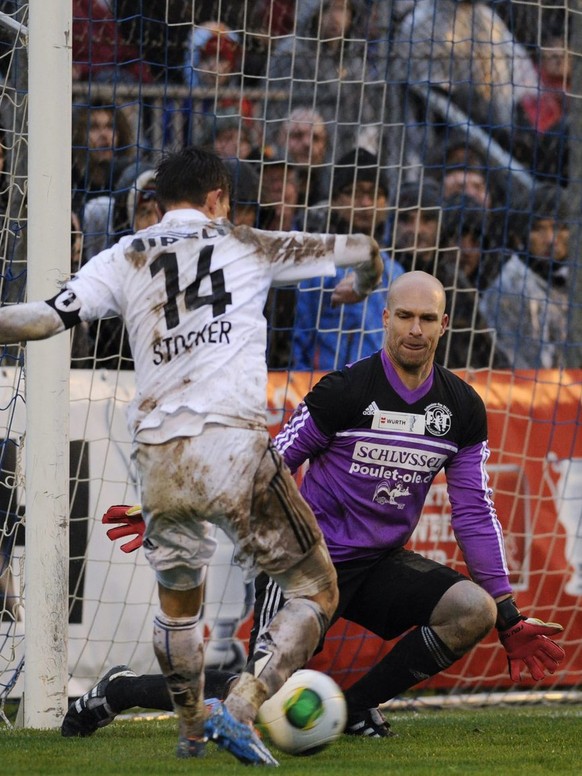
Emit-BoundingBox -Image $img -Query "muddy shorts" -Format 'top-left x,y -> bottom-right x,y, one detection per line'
133,425 -> 336,596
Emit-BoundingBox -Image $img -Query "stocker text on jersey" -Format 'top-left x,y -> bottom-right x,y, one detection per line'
152,319 -> 232,364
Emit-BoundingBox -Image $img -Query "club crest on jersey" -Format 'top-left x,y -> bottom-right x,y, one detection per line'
424,403 -> 452,436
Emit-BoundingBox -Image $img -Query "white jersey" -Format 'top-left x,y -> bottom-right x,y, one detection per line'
67,208 -> 372,442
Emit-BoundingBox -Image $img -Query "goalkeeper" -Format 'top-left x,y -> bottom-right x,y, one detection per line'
63,271 -> 565,739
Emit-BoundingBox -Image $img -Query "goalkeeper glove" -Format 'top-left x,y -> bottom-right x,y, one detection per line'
102,504 -> 144,554
496,597 -> 565,682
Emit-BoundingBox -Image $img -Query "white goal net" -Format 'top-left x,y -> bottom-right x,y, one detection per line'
2,0 -> 582,727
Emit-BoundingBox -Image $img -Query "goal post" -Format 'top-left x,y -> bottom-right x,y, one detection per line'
24,0 -> 72,727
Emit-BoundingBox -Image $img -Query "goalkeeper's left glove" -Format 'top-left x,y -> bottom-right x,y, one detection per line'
102,504 -> 144,554
496,597 -> 565,682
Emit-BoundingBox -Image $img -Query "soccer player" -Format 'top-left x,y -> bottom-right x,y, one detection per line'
256,271 -> 565,733
0,146 -> 384,764
62,271 -> 565,740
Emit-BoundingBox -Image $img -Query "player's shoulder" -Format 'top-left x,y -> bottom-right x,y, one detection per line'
344,350 -> 384,379
433,363 -> 485,410
116,222 -> 168,253
233,223 -> 336,255
306,352 -> 385,435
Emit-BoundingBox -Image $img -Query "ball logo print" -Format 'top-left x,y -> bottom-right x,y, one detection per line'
258,670 -> 347,756
284,687 -> 323,729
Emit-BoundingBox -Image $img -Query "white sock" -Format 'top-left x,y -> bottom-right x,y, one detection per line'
153,611 -> 205,739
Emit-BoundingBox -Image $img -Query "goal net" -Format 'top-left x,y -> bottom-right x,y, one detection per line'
2,0 -> 582,726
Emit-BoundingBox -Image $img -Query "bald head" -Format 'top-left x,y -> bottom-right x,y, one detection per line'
387,271 -> 446,314
383,271 -> 448,388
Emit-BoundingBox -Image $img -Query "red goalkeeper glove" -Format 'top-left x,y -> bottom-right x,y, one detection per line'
102,505 -> 144,554
496,598 -> 565,682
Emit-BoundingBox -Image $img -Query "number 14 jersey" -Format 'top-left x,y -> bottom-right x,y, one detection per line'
67,208 -> 372,442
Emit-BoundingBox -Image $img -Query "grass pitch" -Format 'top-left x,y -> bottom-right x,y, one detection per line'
0,704 -> 580,775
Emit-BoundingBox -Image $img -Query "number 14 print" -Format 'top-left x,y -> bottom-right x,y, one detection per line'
151,245 -> 232,329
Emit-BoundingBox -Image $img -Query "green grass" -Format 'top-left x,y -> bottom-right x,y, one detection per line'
0,705 -> 581,775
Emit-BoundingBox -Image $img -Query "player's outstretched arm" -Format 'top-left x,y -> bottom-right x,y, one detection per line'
352,238 -> 383,296
330,237 -> 383,307
496,596 -> 565,682
0,301 -> 65,343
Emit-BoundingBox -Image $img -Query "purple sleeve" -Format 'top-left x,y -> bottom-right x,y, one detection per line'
274,403 -> 332,474
446,441 -> 513,599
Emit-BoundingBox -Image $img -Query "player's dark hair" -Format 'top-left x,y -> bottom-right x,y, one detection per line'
155,146 -> 231,209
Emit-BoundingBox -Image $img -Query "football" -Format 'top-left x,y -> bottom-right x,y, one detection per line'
257,669 -> 347,756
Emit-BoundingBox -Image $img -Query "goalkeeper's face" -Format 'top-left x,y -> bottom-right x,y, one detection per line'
382,273 -> 447,375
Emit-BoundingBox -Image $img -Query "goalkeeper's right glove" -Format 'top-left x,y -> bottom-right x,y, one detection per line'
102,504 -> 144,554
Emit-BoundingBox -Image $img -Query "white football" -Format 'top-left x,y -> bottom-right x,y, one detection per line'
258,669 -> 347,756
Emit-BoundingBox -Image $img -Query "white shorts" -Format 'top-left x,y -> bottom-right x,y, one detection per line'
133,425 -> 335,596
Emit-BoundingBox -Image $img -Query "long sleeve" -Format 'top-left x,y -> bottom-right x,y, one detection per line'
274,403 -> 332,474
446,441 -> 513,598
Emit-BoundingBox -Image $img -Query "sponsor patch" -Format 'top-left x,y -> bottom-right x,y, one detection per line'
371,410 -> 425,434
352,441 -> 447,472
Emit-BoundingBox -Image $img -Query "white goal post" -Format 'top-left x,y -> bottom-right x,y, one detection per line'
24,0 -> 72,727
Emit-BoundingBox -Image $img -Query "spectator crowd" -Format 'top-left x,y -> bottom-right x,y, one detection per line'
17,0 -> 573,372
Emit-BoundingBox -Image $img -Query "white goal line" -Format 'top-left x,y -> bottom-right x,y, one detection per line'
383,689 -> 582,711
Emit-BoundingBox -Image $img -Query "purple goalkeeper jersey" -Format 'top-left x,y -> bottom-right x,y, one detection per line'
274,349 -> 512,599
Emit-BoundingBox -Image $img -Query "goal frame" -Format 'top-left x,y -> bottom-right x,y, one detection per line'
20,0 -> 72,728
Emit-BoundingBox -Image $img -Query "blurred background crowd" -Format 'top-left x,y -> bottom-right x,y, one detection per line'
0,0 -> 575,373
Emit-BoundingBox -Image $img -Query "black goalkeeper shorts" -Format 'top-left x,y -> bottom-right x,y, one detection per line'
250,547 -> 467,652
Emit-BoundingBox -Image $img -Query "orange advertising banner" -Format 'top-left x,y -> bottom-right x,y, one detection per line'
258,370 -> 582,692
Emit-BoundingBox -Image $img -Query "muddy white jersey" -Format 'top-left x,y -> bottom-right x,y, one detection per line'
67,208 -> 373,441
